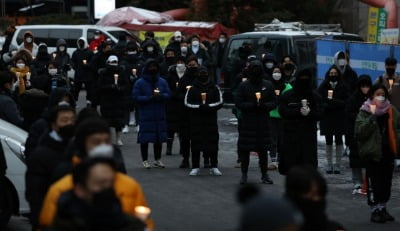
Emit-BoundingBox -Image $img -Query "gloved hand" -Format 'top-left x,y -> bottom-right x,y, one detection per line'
300,106 -> 311,116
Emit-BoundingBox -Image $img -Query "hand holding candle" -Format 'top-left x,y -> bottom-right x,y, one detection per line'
327,90 -> 333,99
255,92 -> 261,103
134,206 -> 151,222
132,68 -> 137,76
82,59 -> 87,65
275,90 -> 280,96
242,78 -> 247,82
26,72 -> 31,81
154,88 -> 160,95
186,85 -> 192,90
370,104 -> 376,114
389,79 -> 394,88
301,99 -> 308,107
52,53 -> 56,59
114,74 -> 119,85
201,93 -> 207,104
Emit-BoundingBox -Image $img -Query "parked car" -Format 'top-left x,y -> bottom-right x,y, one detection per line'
220,31 -> 363,102
0,119 -> 28,228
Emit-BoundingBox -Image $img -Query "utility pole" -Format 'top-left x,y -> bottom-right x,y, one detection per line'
1,0 -> 6,17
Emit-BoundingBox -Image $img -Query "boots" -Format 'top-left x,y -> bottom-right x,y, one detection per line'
334,145 -> 343,174
326,145 -> 333,174
166,138 -> 173,156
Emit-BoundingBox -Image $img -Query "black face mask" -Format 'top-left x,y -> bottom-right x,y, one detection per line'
188,67 -> 198,75
328,75 -> 338,82
148,68 -> 159,75
107,64 -> 119,72
284,63 -> 294,72
295,78 -> 311,94
250,66 -> 263,77
58,124 -> 75,141
291,197 -> 327,230
198,74 -> 209,83
166,57 -> 175,65
386,68 -> 396,76
92,188 -> 117,208
78,41 -> 85,49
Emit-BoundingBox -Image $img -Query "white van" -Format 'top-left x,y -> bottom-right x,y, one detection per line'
9,25 -> 137,56
0,119 -> 28,228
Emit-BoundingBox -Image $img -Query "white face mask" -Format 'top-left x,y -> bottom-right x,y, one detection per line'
94,35 -> 100,40
147,46 -> 154,52
108,63 -> 118,66
127,51 -> 137,55
16,63 -> 25,69
176,63 -> 186,72
272,72 -> 282,81
219,38 -> 226,44
265,62 -> 274,69
59,46 -> 66,52
26,37 -> 33,43
88,144 -> 114,158
181,46 -> 188,53
338,59 -> 347,66
175,37 -> 182,42
374,96 -> 386,105
48,68 -> 58,76
192,41 -> 199,47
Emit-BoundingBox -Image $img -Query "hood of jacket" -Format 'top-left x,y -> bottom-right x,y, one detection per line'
142,59 -> 160,82
76,37 -> 88,49
56,39 -> 67,49
334,50 -> 347,73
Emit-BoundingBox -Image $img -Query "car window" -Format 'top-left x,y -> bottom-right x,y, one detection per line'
16,29 -> 48,46
255,37 -> 288,62
107,30 -> 134,41
48,29 -> 82,48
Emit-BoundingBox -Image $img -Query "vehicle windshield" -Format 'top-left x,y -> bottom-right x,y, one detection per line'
107,30 -> 135,41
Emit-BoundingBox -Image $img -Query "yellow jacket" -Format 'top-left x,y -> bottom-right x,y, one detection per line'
39,173 -> 154,230
10,66 -> 30,95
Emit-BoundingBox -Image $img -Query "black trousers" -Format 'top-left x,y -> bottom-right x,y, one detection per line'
140,143 -> 162,161
325,135 -> 343,145
180,135 -> 191,161
366,153 -> 394,206
240,149 -> 268,176
192,151 -> 218,168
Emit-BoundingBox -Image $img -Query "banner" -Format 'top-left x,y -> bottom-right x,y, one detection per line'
380,28 -> 399,44
139,31 -> 175,50
367,7 -> 387,43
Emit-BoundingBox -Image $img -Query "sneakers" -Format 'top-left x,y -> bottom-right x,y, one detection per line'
352,184 -> 362,195
382,208 -> 395,221
371,209 -> 386,223
189,168 -> 200,176
122,125 -> 129,134
210,168 -> 222,176
154,160 -> 165,168
143,161 -> 151,169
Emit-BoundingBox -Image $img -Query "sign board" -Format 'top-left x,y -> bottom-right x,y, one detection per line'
380,28 -> 399,44
94,0 -> 115,19
367,7 -> 387,43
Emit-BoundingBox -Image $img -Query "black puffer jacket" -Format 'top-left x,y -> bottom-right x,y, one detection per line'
278,70 -> 323,175
177,69 -> 198,137
165,68 -> 185,132
31,43 -> 51,76
71,37 -> 93,83
98,65 -> 129,128
184,76 -> 223,152
317,70 -> 348,136
234,61 -> 276,152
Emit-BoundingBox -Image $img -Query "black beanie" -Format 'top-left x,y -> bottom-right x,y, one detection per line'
75,118 -> 110,157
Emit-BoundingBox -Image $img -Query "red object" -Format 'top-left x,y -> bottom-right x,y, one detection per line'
362,175 -> 367,195
89,34 -> 105,51
121,21 -> 238,42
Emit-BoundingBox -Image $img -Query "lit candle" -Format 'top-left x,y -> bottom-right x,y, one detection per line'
370,104 -> 376,114
255,92 -> 261,102
301,99 -> 308,107
242,78 -> 247,82
186,85 -> 192,90
32,56 -> 36,60
176,82 -> 179,87
114,74 -> 119,85
328,90 -> 333,99
275,90 -> 280,96
389,79 -> 394,88
132,68 -> 137,76
26,72 -> 31,81
134,206 -> 151,222
154,88 -> 160,94
82,59 -> 87,65
52,53 -> 56,59
201,92 -> 207,104
16,72 -> 20,78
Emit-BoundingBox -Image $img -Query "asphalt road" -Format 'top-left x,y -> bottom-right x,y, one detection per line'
6,103 -> 400,231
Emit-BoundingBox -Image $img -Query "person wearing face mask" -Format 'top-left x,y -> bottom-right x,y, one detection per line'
166,31 -> 184,55
211,32 -> 228,84
281,56 -> 297,85
262,53 -> 277,80
51,39 -> 72,82
25,105 -> 76,230
160,47 -> 176,77
139,39 -> 164,64
376,57 -> 400,110
235,60 -> 277,184
40,118 -> 153,230
163,56 -> 186,156
334,51 -> 358,95
47,62 -> 68,92
278,69 -> 323,175
177,56 -> 200,168
140,31 -> 162,55
71,37 -> 93,105
89,30 -> 105,52
133,59 -> 170,169
184,67 -> 223,176
0,71 -> 23,127
268,66 -> 292,170
9,57 -> 32,95
355,84 -> 400,223
179,40 -> 190,58
30,43 -> 51,76
286,166 -> 345,231
345,75 -> 372,194
19,31 -> 38,56
188,34 -> 209,67
98,55 -> 130,146
318,66 -> 348,174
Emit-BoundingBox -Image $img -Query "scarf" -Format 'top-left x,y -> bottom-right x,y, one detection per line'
360,99 -> 391,116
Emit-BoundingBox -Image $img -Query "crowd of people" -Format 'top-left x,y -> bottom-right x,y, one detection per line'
0,23 -> 399,229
